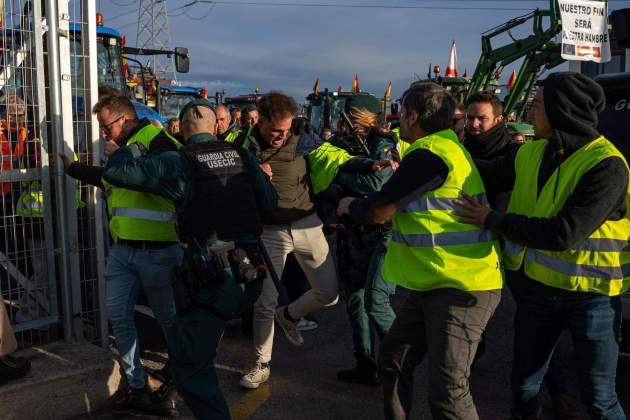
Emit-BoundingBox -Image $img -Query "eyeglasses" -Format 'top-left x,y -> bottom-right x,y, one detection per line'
99,115 -> 124,134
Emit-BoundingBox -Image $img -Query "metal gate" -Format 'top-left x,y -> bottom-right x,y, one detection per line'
0,0 -> 107,347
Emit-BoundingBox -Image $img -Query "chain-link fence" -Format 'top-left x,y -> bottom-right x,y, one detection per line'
0,0 -> 107,348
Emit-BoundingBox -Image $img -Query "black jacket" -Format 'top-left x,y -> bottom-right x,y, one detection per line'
465,122 -> 520,211
482,72 -> 628,252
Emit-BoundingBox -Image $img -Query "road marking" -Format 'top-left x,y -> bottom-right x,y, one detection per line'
215,363 -> 248,375
229,383 -> 271,420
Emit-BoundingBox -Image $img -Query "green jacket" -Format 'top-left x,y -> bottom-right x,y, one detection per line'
102,133 -> 277,214
334,133 -> 395,196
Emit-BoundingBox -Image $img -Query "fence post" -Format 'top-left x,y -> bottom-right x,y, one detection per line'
82,0 -> 108,347
45,0 -> 83,341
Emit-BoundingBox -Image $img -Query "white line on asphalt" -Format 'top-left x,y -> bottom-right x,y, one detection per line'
215,363 -> 248,374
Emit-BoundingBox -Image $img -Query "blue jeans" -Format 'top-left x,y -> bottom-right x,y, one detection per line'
106,243 -> 183,389
509,273 -> 625,420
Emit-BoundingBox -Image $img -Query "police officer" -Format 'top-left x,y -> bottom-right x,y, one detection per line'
323,95 -> 398,385
102,99 -> 277,420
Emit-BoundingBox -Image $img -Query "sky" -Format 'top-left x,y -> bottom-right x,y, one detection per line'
97,0 -> 630,102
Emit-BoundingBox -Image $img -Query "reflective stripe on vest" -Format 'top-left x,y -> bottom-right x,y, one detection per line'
108,124 -> 180,242
111,207 -> 176,223
381,129 -> 503,292
392,229 -> 495,248
504,137 -> 630,296
401,193 -> 488,213
525,248 -> 630,280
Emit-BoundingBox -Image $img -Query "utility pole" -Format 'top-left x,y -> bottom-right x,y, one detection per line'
136,0 -> 176,80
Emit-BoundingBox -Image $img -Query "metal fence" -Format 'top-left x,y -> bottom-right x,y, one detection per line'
0,0 -> 107,348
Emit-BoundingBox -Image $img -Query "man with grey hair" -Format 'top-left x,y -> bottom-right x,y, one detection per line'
216,105 -> 240,143
338,83 -> 503,420
103,98 -> 276,419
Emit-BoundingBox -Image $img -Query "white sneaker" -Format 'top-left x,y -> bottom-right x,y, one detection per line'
275,306 -> 304,346
239,362 -> 270,389
296,318 -> 318,331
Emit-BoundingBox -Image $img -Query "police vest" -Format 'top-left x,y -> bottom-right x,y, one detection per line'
307,142 -> 354,194
106,124 -> 182,242
503,136 -> 630,296
0,124 -> 27,197
178,140 -> 261,244
382,129 -> 504,292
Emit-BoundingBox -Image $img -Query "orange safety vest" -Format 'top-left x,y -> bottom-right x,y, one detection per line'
0,121 -> 27,197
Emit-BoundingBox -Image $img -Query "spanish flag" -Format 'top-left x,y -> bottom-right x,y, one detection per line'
352,74 -> 359,93
384,81 -> 393,99
313,78 -> 319,96
506,69 -> 517,90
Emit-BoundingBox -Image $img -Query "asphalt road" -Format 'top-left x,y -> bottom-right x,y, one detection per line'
83,288 -> 630,420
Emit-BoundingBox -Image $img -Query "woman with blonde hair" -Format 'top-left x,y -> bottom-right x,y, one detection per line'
324,95 -> 399,385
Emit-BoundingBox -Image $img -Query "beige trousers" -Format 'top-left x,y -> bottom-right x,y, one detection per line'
253,213 -> 339,363
0,300 -> 17,356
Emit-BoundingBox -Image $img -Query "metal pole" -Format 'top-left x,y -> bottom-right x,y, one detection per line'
45,0 -> 74,341
84,0 -> 109,347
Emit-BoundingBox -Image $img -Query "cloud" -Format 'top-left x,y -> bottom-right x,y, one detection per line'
99,0 -> 629,100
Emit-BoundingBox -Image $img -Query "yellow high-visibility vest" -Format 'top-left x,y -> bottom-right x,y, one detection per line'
382,129 -> 504,292
503,136 -> 630,296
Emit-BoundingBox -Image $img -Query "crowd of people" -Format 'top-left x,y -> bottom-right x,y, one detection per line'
0,71 -> 628,420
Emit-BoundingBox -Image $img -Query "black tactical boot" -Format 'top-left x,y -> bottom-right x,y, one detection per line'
337,352 -> 379,386
112,385 -> 178,417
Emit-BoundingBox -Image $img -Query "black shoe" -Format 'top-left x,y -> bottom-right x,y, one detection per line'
112,386 -> 178,417
337,353 -> 379,386
0,354 -> 31,384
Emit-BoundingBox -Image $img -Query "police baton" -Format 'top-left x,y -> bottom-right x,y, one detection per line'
257,238 -> 289,306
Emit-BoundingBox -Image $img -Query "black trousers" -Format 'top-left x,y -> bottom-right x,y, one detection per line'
378,288 -> 501,420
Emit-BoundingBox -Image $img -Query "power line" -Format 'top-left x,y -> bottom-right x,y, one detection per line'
113,0 -> 630,28
192,1 -> 538,11
193,0 -> 630,10
184,3 -> 217,20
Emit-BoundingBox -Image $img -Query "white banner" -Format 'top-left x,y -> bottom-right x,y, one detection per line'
559,0 -> 611,63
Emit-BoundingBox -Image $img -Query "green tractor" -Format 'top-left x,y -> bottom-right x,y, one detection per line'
306,90 -> 381,134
